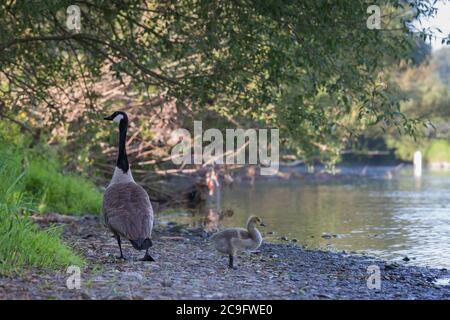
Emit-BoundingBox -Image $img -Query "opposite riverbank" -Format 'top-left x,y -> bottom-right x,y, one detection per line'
0,214 -> 449,300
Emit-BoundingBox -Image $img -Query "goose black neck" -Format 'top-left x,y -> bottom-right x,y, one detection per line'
117,119 -> 129,173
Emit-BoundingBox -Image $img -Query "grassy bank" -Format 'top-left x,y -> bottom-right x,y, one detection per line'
0,126 -> 102,275
388,136 -> 450,164
24,157 -> 102,215
424,140 -> 450,163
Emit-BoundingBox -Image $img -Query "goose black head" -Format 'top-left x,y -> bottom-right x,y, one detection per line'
104,111 -> 128,123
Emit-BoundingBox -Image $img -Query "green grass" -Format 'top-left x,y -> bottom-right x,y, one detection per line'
0,156 -> 84,275
424,140 -> 450,163
0,123 -> 101,275
24,157 -> 102,215
0,210 -> 84,275
0,122 -> 102,216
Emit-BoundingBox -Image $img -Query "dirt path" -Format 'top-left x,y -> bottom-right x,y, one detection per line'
1,214 -> 449,300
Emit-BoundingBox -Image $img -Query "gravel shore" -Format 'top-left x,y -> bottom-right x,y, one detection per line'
1,214 -> 449,300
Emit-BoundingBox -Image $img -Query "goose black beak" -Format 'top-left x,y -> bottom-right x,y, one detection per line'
104,115 -> 115,121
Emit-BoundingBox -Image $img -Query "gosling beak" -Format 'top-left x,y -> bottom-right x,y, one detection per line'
260,222 -> 266,227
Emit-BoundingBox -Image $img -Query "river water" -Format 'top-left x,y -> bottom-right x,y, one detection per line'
164,166 -> 450,269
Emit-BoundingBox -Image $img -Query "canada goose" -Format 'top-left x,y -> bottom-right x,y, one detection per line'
210,216 -> 264,269
103,111 -> 154,262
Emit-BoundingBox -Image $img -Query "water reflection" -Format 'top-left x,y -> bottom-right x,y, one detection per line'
164,166 -> 450,268
195,169 -> 236,232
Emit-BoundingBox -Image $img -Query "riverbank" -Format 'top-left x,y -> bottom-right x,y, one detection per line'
1,214 -> 449,300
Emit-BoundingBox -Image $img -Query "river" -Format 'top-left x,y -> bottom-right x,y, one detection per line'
163,166 -> 450,269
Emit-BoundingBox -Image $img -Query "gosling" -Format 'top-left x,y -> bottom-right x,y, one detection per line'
210,215 -> 264,269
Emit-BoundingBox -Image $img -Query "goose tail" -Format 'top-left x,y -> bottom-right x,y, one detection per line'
130,238 -> 152,250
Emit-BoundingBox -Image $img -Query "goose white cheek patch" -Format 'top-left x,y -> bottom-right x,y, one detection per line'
113,114 -> 124,123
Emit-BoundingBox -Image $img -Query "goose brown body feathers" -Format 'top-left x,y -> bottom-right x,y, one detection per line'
103,182 -> 153,245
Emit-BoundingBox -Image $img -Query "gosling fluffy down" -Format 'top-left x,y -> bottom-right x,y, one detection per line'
210,215 -> 263,268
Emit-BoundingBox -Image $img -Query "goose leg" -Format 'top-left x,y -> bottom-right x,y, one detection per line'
115,235 -> 126,260
140,248 -> 155,262
228,255 -> 235,269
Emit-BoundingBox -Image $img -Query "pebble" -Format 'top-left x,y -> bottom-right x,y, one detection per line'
385,263 -> 399,270
80,291 -> 92,300
161,279 -> 173,287
122,272 -> 144,282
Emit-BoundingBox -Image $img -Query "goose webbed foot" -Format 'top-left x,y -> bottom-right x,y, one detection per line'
140,249 -> 155,262
140,255 -> 155,262
116,255 -> 127,261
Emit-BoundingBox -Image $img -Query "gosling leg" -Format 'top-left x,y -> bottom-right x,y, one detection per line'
228,255 -> 235,269
115,235 -> 126,260
140,248 -> 155,262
